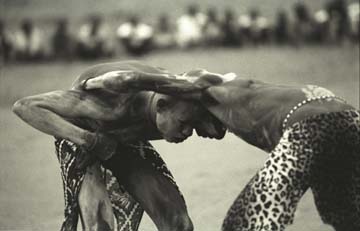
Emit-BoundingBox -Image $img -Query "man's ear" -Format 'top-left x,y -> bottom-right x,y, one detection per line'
156,98 -> 169,113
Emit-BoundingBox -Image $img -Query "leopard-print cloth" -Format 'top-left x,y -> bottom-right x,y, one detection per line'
222,110 -> 360,231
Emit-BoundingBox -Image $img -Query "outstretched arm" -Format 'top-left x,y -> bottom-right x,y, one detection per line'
81,70 -> 235,101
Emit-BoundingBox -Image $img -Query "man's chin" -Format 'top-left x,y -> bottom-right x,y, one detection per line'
166,137 -> 186,143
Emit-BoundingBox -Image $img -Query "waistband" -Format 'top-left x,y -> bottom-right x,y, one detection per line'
282,95 -> 347,132
284,109 -> 359,133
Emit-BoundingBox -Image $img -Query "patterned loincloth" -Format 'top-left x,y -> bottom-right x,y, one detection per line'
54,139 -> 179,231
222,110 -> 360,231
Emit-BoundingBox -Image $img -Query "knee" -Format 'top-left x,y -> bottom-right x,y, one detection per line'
160,213 -> 193,231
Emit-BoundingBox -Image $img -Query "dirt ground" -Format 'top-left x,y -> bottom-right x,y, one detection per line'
0,46 -> 359,230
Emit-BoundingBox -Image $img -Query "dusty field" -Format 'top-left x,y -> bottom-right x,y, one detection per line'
0,46 -> 359,230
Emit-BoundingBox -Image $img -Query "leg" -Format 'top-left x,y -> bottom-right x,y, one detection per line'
78,163 -> 114,231
222,126 -> 312,231
310,110 -> 360,231
102,141 -> 193,231
55,139 -> 115,231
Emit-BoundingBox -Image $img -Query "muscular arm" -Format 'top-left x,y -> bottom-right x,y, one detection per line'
80,70 -> 221,100
13,90 -> 120,149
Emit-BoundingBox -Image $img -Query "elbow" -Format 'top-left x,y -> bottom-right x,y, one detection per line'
12,98 -> 31,118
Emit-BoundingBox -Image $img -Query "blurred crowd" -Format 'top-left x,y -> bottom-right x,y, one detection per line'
0,0 -> 359,63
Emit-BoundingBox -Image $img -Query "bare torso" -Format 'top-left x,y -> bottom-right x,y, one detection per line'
205,78 -> 354,151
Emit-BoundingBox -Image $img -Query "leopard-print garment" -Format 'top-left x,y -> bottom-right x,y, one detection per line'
222,110 -> 360,231
55,139 -> 179,231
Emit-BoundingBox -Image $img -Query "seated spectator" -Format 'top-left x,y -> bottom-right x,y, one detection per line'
221,8 -> 241,47
326,0 -> 350,44
51,18 -> 73,60
314,8 -> 330,43
202,7 -> 222,46
274,9 -> 292,45
153,14 -> 176,50
176,4 -> 206,48
76,15 -> 114,59
348,2 -> 360,42
116,15 -> 154,56
0,20 -> 13,62
13,18 -> 47,61
238,8 -> 270,45
293,2 -> 315,44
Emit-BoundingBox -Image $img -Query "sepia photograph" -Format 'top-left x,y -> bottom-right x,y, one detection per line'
0,0 -> 359,230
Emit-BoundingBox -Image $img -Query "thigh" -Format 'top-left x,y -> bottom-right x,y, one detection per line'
78,163 -> 114,231
102,142 -> 189,229
311,116 -> 360,230
222,130 -> 312,231
55,139 -> 114,231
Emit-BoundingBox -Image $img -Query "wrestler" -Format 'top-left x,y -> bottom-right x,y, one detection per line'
12,61 -> 225,231
84,68 -> 360,231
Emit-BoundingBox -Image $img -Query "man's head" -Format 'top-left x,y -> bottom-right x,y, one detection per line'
155,95 -> 226,143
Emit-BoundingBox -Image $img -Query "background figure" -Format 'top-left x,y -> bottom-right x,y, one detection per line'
51,18 -> 73,60
325,0 -> 350,44
153,14 -> 176,50
0,20 -> 13,62
348,2 -> 360,43
116,15 -> 154,56
238,8 -> 270,46
313,8 -> 330,43
221,8 -> 241,47
76,15 -> 114,59
293,2 -> 315,45
176,4 -> 206,49
202,7 -> 222,47
274,10 -> 292,45
13,19 -> 47,61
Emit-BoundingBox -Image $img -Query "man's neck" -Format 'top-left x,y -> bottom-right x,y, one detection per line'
146,92 -> 159,128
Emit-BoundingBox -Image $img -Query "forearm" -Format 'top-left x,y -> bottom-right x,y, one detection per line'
13,99 -> 95,147
82,71 -> 204,99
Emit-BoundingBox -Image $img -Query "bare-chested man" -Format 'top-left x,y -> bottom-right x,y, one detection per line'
12,61 -> 225,231
83,68 -> 360,231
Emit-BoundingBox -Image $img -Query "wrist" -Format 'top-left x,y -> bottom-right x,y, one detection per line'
82,132 -> 98,151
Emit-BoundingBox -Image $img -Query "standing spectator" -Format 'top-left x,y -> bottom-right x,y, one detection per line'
176,4 -> 206,48
116,15 -> 154,56
76,15 -> 114,59
293,2 -> 315,44
13,19 -> 47,61
202,7 -> 222,46
221,8 -> 241,47
0,20 -> 13,62
274,10 -> 291,45
153,14 -> 176,50
51,18 -> 73,60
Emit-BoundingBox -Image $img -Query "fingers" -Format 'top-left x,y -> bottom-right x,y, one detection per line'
82,76 -> 105,90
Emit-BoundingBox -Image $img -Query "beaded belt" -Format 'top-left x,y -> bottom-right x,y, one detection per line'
282,95 -> 347,132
